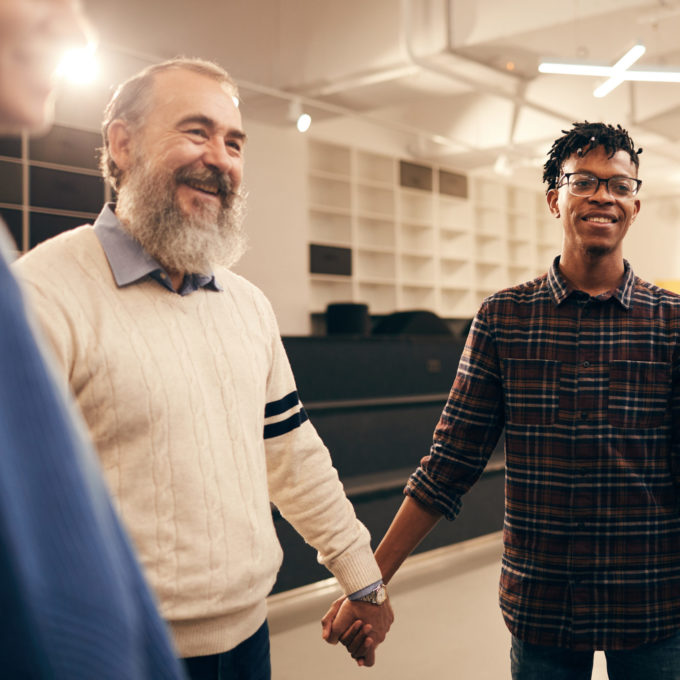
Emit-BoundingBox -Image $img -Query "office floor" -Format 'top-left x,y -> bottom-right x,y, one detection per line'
268,533 -> 608,679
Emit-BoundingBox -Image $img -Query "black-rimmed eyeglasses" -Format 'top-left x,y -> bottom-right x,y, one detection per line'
557,172 -> 642,199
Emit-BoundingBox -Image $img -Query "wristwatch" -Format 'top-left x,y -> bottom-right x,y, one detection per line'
354,583 -> 387,605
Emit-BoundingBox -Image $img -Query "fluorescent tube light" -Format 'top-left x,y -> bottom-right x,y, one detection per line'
538,63 -> 614,77
539,62 -> 680,83
621,70 -> 680,83
613,44 -> 646,71
593,76 -> 624,98
539,44 -> 680,96
594,43 -> 645,97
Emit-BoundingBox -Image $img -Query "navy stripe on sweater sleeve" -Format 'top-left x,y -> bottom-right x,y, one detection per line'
264,408 -> 309,439
264,391 -> 300,418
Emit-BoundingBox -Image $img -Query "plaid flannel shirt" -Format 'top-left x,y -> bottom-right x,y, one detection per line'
406,257 -> 680,650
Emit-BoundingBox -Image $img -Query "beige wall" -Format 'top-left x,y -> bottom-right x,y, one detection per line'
232,121 -> 311,336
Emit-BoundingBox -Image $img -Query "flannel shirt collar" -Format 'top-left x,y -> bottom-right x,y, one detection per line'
547,255 -> 635,310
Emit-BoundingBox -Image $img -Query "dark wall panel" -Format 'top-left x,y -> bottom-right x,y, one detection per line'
29,125 -> 101,170
0,160 -> 22,204
29,212 -> 86,248
30,166 -> 104,214
0,138 -> 21,159
309,243 -> 352,276
400,160 -> 433,191
283,336 -> 465,402
0,208 -> 22,250
309,402 -> 443,478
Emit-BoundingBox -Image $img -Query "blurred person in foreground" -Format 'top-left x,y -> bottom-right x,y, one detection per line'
14,56 -> 393,679
0,1 -> 186,677
324,122 -> 680,679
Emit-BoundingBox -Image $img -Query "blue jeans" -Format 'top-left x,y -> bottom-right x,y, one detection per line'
183,621 -> 271,680
511,632 -> 680,680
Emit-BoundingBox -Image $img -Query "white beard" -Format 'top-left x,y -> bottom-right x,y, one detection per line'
115,156 -> 247,274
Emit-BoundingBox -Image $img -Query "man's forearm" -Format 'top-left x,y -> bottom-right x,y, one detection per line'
374,495 -> 443,584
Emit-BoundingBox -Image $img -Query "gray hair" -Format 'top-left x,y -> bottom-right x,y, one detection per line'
100,57 -> 239,190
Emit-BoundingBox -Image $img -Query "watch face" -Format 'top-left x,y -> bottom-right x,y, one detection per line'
364,584 -> 386,604
356,583 -> 387,604
373,585 -> 387,604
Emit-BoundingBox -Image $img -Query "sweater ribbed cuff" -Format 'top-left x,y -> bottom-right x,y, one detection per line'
328,542 -> 383,596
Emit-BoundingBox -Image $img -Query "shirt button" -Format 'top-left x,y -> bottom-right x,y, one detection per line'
580,411 -> 589,420
583,361 -> 590,368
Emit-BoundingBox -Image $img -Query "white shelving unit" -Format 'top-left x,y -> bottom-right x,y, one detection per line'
307,140 -> 561,319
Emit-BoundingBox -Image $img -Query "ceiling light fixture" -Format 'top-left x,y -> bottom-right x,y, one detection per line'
56,42 -> 99,84
288,99 -> 311,133
538,44 -> 680,97
296,112 -> 312,133
593,43 -> 645,98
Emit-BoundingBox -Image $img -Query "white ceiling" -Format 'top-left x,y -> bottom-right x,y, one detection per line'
74,0 -> 680,195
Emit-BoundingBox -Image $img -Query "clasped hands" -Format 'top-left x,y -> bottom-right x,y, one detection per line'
321,594 -> 394,667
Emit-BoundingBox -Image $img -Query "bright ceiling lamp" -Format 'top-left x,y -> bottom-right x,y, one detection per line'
288,99 -> 311,133
296,112 -> 312,133
56,42 -> 99,84
538,44 -> 680,97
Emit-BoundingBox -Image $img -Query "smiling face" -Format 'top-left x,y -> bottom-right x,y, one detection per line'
547,145 -> 640,264
121,68 -> 245,217
110,67 -> 248,274
0,0 -> 89,133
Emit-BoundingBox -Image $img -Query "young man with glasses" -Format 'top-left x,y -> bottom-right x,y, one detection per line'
324,122 -> 680,678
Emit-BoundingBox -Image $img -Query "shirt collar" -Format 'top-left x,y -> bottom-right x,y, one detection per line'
93,203 -> 222,295
547,255 -> 635,310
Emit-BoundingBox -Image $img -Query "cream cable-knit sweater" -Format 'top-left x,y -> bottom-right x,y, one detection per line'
15,226 -> 381,658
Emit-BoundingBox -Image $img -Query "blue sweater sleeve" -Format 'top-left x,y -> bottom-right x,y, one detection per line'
0,233 -> 186,678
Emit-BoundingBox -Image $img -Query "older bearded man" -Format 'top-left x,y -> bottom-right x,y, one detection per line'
0,1 -> 186,677
14,58 -> 393,680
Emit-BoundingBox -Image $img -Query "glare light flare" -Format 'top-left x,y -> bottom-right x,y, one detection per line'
56,43 -> 99,84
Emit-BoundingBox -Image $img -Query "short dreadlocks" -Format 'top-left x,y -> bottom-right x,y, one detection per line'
542,122 -> 642,194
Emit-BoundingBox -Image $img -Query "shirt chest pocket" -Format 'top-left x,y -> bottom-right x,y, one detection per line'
608,360 -> 671,429
502,358 -> 560,425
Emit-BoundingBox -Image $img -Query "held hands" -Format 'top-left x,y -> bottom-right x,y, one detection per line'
321,594 -> 394,667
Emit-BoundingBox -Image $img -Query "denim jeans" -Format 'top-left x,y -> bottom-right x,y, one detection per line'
183,621 -> 271,680
511,631 -> 680,680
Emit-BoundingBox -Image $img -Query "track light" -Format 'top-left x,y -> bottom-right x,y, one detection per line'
296,112 -> 312,132
288,99 -> 311,133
